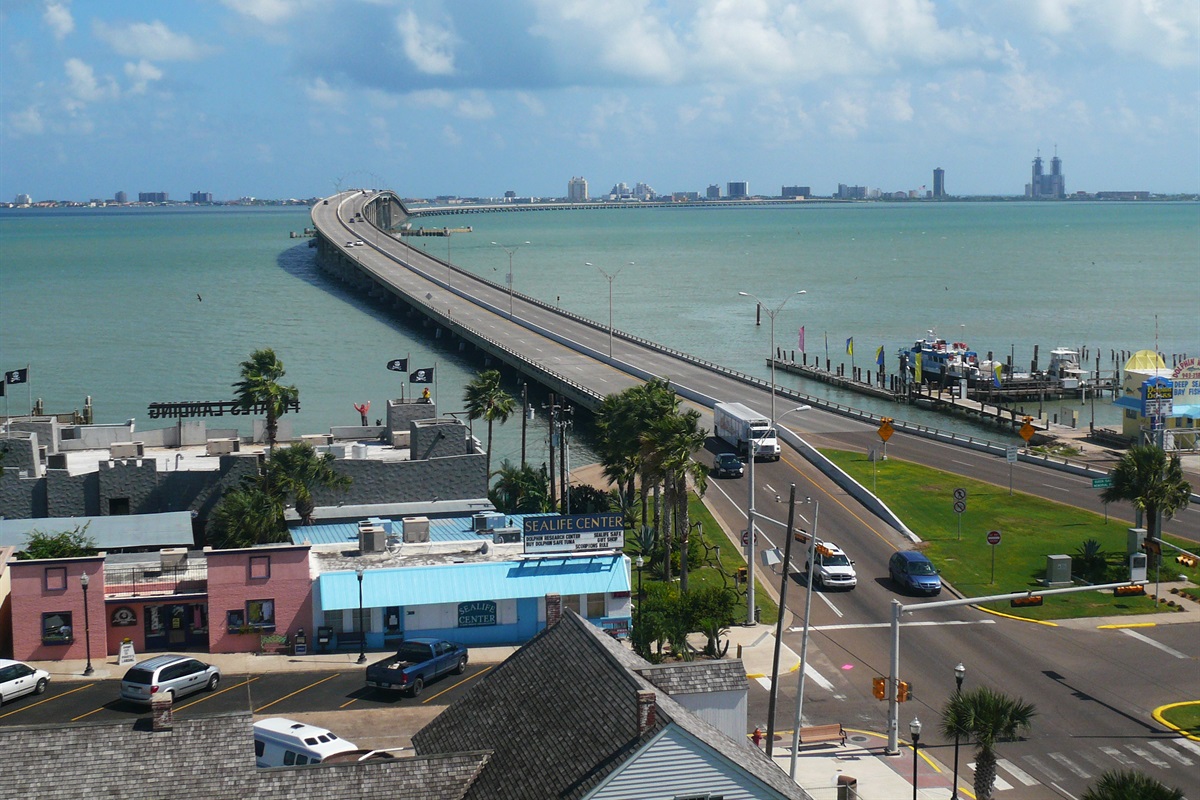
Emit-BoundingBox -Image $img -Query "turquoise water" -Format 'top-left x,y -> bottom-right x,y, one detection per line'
2,201 -> 1197,461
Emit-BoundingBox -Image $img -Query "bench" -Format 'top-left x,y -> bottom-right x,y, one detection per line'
258,633 -> 289,656
335,631 -> 365,651
797,724 -> 846,747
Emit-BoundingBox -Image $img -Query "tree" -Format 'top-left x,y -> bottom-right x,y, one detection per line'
1081,769 -> 1184,800
17,525 -> 96,559
489,460 -> 550,513
463,369 -> 516,479
641,407 -> 708,586
1100,445 -> 1191,541
233,348 -> 300,451
207,484 -> 287,549
267,442 -> 352,525
568,483 -> 617,513
942,686 -> 1036,800
595,379 -> 679,529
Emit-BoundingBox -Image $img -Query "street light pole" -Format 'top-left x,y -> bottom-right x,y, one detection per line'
80,572 -> 94,676
952,662 -> 966,799
355,568 -> 367,664
585,261 -> 634,358
739,290 -> 806,427
635,555 -> 644,650
492,241 -> 530,318
910,717 -> 922,800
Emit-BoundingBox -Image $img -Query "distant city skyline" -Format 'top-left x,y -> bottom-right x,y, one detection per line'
2,2 -> 1196,200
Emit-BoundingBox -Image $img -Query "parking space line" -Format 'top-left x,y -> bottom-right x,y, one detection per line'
176,677 -> 258,711
422,666 -> 494,705
253,674 -> 338,713
0,683 -> 92,720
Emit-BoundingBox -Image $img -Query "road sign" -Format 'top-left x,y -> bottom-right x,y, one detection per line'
1006,446 -> 1020,463
1092,477 -> 1114,489
953,488 -> 967,501
742,530 -> 757,547
1019,420 -> 1036,442
987,530 -> 1002,545
878,419 -> 894,442
953,500 -> 966,514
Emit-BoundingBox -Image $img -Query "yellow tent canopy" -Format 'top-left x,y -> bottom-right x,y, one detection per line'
1124,349 -> 1165,371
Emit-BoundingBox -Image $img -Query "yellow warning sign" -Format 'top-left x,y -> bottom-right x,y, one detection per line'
878,418 -> 894,442
1019,421 -> 1036,442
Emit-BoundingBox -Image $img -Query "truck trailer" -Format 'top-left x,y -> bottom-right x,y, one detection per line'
713,402 -> 780,460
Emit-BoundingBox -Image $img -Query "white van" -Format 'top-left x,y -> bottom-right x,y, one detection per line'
252,718 -> 359,768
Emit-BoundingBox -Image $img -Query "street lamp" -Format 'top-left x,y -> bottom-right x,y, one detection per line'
79,572 -> 94,676
952,662 -> 966,799
355,568 -> 367,664
585,261 -> 635,358
492,241 -> 530,318
634,555 -> 644,645
738,290 -> 806,427
910,717 -> 922,800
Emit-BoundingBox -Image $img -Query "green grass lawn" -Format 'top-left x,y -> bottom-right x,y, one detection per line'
823,449 -> 1199,620
1159,703 -> 1200,738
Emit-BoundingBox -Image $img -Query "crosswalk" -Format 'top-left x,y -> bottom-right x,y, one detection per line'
974,737 -> 1199,792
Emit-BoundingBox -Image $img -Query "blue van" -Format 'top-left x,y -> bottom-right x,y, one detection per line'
888,551 -> 942,595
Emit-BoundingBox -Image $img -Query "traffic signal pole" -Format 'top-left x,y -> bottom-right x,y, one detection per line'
884,579 -> 1146,755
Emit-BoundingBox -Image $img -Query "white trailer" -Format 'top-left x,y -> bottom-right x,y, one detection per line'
713,402 -> 780,460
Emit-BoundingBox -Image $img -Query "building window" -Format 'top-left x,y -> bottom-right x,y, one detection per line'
246,599 -> 276,631
42,612 -> 74,645
249,555 -> 271,580
587,594 -> 607,619
45,567 -> 67,591
562,595 -> 582,616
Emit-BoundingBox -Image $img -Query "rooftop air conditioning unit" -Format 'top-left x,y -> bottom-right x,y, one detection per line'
358,527 -> 386,553
402,516 -> 430,543
492,527 -> 522,544
160,547 -> 187,570
110,441 -> 145,459
206,438 -> 240,456
473,512 -> 505,532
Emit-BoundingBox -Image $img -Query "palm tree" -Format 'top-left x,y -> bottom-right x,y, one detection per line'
942,686 -> 1036,800
266,442 -> 352,525
489,459 -> 550,513
1081,769 -> 1184,800
595,379 -> 679,529
1100,445 -> 1191,541
641,408 -> 708,586
232,348 -> 299,451
463,370 -> 516,479
207,484 -> 286,549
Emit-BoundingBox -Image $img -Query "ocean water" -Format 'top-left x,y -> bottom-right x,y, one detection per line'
2,201 -> 1196,463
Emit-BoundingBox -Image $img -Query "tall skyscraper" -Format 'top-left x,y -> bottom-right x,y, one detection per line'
706,184 -> 720,200
115,191 -> 128,204
567,176 -> 588,202
932,168 -> 945,199
727,181 -> 748,199
191,191 -> 213,203
1026,149 -> 1065,198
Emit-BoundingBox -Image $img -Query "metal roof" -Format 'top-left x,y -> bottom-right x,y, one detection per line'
291,512 -> 554,547
0,511 -> 194,551
317,554 -> 629,610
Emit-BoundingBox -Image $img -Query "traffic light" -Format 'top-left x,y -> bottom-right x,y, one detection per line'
736,566 -> 748,585
897,681 -> 911,702
872,677 -> 886,700
1011,595 -> 1044,608
1114,584 -> 1146,597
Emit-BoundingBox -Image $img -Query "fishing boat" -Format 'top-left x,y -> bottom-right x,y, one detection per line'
1045,347 -> 1086,390
901,330 -> 996,383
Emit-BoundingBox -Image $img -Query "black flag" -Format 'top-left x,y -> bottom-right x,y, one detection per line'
386,358 -> 408,372
409,368 -> 434,384
5,368 -> 28,384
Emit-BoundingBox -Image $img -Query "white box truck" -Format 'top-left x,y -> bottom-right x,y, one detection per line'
713,402 -> 780,461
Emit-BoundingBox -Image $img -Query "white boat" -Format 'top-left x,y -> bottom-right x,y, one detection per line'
1046,348 -> 1086,390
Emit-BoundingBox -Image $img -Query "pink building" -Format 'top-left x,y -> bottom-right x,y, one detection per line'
207,544 -> 313,654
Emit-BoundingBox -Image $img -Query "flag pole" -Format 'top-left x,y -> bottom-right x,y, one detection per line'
27,363 -> 32,418
434,362 -> 439,410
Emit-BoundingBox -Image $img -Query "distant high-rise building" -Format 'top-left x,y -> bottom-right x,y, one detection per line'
706,184 -> 720,200
727,181 -> 748,199
634,182 -> 655,201
138,192 -> 169,203
836,184 -> 867,200
191,191 -> 213,204
1026,149 -> 1065,198
14,193 -> 32,205
933,168 -> 945,199
567,176 -> 588,202
115,191 -> 127,204
782,186 -> 811,199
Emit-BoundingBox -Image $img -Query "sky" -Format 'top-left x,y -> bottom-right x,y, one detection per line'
2,0 -> 1197,202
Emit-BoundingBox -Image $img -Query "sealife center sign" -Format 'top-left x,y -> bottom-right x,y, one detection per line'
522,513 -> 625,555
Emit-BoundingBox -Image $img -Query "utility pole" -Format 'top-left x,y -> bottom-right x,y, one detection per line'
547,393 -> 557,510
521,382 -> 528,467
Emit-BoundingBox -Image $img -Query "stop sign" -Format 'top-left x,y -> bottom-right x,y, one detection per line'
987,530 -> 1002,545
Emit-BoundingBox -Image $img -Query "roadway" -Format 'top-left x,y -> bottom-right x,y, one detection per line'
313,191 -> 1200,799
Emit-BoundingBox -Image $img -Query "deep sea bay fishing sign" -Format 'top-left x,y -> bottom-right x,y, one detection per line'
522,513 -> 625,555
146,399 -> 300,419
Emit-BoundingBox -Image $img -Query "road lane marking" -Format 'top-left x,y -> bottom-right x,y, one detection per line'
1049,752 -> 1091,778
253,674 -> 337,713
0,683 -> 92,719
1119,628 -> 1189,659
997,758 -> 1039,786
421,665 -> 494,704
1021,754 -> 1063,782
1127,743 -> 1171,769
797,620 -> 996,632
1149,739 -> 1194,766
1099,746 -> 1135,766
755,677 -> 772,691
1174,738 -> 1200,757
970,763 -> 1014,790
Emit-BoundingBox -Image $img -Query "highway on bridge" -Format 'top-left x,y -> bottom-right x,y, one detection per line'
313,191 -> 1199,799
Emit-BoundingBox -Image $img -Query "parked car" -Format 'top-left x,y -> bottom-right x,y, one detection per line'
365,638 -> 467,697
119,654 -> 221,706
354,240 -> 364,246
0,659 -> 50,706
888,551 -> 942,595
713,452 -> 744,478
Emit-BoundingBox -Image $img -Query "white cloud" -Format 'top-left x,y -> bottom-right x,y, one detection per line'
219,0 -> 310,25
395,10 -> 458,76
455,92 -> 494,121
530,0 -> 682,82
304,77 -> 345,108
94,20 -> 213,62
1008,0 -> 1198,68
441,123 -> 462,147
124,60 -> 163,94
7,106 -> 45,136
515,92 -> 546,117
43,2 -> 74,40
63,58 -> 118,109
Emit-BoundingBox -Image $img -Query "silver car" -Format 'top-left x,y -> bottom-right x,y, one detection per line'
119,654 -> 220,706
0,659 -> 50,705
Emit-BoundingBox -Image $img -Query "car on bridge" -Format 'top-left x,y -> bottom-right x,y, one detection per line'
888,551 -> 942,596
713,452 -> 744,478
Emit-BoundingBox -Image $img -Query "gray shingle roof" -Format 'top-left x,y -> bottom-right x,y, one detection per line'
413,610 -> 812,800
636,659 -> 749,695
0,712 -> 487,800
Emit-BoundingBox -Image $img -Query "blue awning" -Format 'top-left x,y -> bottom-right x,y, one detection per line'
317,554 -> 630,611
